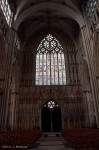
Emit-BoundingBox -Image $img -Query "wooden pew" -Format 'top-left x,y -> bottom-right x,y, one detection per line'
61,128 -> 99,150
0,130 -> 42,148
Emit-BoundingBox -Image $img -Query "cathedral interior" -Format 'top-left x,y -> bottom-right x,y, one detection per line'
0,0 -> 99,149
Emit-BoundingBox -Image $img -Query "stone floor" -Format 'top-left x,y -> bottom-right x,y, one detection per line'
28,133 -> 75,150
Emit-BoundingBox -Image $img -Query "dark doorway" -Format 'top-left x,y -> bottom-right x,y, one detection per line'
41,101 -> 62,132
52,107 -> 62,132
41,107 -> 51,132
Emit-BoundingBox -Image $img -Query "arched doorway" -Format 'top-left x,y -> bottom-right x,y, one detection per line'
41,100 -> 62,132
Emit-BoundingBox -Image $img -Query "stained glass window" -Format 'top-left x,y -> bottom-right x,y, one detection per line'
86,0 -> 98,20
44,100 -> 59,109
36,34 -> 66,85
0,0 -> 12,26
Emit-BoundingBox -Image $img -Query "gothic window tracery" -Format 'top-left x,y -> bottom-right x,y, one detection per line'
36,34 -> 66,85
0,0 -> 12,26
86,0 -> 98,20
44,100 -> 59,109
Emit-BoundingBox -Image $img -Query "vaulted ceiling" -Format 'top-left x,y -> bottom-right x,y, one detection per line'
11,0 -> 87,43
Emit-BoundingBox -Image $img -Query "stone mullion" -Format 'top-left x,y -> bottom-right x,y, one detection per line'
45,53 -> 47,85
57,52 -> 59,85
53,52 -> 55,85
38,53 -> 40,85
42,53 -> 44,85
60,52 -> 63,84
50,52 -> 51,85
67,52 -> 71,84
81,26 -> 99,127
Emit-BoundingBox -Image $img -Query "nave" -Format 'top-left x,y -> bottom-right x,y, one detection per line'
29,133 -> 74,150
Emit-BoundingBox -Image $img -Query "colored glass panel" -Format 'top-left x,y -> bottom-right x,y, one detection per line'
35,34 -> 66,85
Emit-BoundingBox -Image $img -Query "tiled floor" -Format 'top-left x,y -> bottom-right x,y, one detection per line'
29,133 -> 74,150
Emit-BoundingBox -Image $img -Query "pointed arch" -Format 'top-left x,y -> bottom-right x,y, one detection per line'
44,100 -> 59,109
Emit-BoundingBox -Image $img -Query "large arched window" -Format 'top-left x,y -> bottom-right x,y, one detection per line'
86,0 -> 98,20
35,34 -> 66,85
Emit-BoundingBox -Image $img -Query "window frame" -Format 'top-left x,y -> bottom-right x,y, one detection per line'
35,34 -> 66,86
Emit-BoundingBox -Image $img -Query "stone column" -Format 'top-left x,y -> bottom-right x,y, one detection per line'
81,25 -> 99,127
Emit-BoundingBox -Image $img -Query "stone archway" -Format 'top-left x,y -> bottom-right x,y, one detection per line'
41,100 -> 62,132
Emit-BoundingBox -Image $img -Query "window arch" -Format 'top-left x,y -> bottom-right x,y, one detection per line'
35,34 -> 66,85
44,100 -> 59,109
